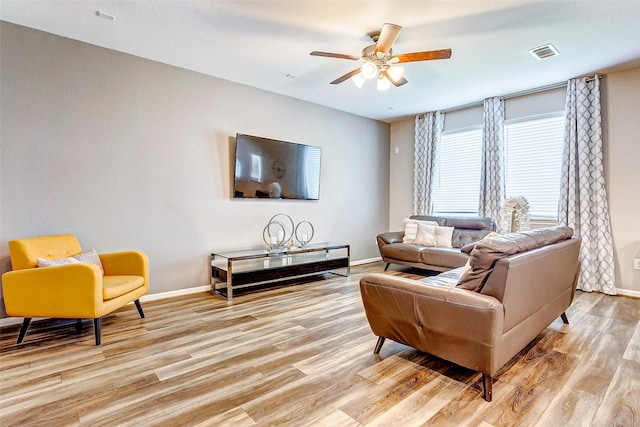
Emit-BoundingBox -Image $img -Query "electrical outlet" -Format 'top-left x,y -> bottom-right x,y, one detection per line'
635,258 -> 640,270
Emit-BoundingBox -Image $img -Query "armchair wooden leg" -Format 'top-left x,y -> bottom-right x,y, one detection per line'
482,374 -> 493,402
560,312 -> 569,324
17,318 -> 31,344
93,318 -> 101,346
373,336 -> 386,354
134,299 -> 145,318
384,263 -> 390,271
75,318 -> 83,333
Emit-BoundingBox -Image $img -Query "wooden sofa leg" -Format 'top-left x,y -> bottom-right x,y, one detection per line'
384,263 -> 390,271
374,337 -> 386,354
482,374 -> 493,402
134,299 -> 145,319
17,318 -> 32,344
75,318 -> 83,333
560,312 -> 569,324
93,318 -> 101,346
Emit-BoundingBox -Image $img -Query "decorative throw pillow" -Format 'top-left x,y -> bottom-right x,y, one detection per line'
36,249 -> 104,273
413,224 -> 454,247
36,256 -> 81,267
413,224 -> 438,246
402,218 -> 438,243
458,232 -> 501,276
460,231 -> 501,253
457,226 -> 574,292
74,249 -> 104,273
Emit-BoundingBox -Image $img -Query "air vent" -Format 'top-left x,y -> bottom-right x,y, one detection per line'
529,44 -> 559,60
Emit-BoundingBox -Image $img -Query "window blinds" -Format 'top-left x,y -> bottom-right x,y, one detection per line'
504,115 -> 564,219
432,128 -> 483,214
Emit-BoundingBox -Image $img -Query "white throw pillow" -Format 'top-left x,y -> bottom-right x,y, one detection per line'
36,249 -> 104,273
402,218 -> 439,243
36,257 -> 81,267
74,249 -> 104,273
414,224 -> 454,247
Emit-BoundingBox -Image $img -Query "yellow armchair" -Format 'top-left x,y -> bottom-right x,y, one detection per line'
2,234 -> 149,345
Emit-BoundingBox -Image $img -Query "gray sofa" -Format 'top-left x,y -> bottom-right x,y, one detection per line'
361,226 -> 581,401
377,215 -> 496,272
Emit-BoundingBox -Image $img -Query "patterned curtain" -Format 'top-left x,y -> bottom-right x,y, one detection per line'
558,76 -> 616,295
478,97 -> 505,229
413,112 -> 444,215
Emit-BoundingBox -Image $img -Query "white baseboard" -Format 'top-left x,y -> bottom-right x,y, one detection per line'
3,276 -> 636,328
0,258 -> 385,328
0,285 -> 212,328
139,285 -> 211,302
616,288 -> 640,298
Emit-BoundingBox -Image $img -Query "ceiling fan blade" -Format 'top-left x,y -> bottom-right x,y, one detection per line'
330,68 -> 362,84
310,51 -> 360,60
393,49 -> 452,63
381,70 -> 408,87
375,23 -> 402,54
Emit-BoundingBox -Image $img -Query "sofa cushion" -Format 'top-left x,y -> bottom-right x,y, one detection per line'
410,215 -> 447,226
453,229 -> 495,249
381,243 -> 428,263
420,247 -> 468,268
418,267 -> 463,288
457,226 -> 574,292
102,275 -> 145,301
444,216 -> 495,230
414,224 -> 454,247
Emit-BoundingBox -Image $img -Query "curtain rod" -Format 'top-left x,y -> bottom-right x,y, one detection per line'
440,75 -> 601,114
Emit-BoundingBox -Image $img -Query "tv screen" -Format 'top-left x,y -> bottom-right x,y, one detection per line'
233,134 -> 322,200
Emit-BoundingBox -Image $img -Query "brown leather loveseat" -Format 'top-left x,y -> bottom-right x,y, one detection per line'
377,215 -> 496,272
360,226 -> 581,401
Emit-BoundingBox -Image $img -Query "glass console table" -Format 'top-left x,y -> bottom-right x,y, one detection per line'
210,242 -> 350,300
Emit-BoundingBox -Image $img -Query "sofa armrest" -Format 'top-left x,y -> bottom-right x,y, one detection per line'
2,264 -> 103,318
99,251 -> 149,284
359,273 -> 504,374
377,231 -> 404,246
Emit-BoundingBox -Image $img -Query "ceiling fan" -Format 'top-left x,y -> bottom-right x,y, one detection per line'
310,23 -> 451,90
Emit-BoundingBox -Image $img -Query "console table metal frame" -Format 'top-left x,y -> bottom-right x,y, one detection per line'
210,242 -> 350,300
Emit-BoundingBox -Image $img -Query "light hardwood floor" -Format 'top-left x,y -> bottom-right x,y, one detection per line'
1,262 -> 638,426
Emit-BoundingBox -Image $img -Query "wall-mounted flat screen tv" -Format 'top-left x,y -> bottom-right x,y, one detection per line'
233,133 -> 322,200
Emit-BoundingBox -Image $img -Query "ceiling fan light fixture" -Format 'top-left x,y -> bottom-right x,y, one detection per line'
352,73 -> 366,88
386,66 -> 404,83
377,75 -> 391,91
361,61 -> 378,79
310,23 -> 452,89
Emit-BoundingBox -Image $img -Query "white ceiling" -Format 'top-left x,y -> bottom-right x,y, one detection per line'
2,1 -> 640,123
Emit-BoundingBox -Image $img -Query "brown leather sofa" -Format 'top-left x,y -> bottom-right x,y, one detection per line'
360,226 -> 581,401
377,215 -> 496,272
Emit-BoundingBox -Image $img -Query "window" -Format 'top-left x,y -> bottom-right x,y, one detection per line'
432,128 -> 482,214
430,114 -> 564,219
504,114 -> 564,219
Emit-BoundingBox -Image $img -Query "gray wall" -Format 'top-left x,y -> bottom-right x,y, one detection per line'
0,22 -> 390,309
602,67 -> 640,293
389,71 -> 640,292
